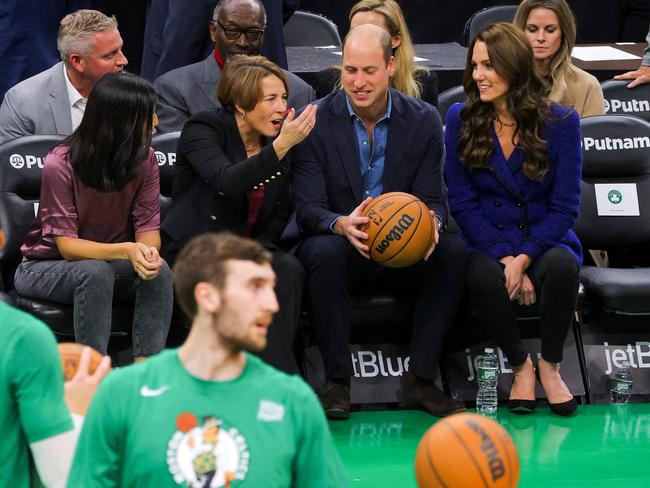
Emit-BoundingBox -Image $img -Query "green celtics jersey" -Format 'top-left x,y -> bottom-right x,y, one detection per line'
0,301 -> 73,487
68,350 -> 350,487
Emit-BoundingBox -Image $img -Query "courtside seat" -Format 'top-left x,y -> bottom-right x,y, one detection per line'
574,115 -> 650,315
437,85 -> 465,124
601,79 -> 650,122
284,10 -> 342,47
463,5 -> 518,46
151,131 -> 180,220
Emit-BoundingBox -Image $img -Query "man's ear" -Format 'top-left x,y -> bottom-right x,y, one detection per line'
194,282 -> 221,314
209,20 -> 218,43
387,55 -> 396,77
68,53 -> 85,73
0,231 -> 4,250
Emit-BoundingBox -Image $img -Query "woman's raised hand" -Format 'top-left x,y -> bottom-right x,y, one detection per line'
273,104 -> 318,159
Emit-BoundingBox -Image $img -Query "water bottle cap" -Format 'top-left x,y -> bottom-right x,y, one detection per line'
484,348 -> 494,353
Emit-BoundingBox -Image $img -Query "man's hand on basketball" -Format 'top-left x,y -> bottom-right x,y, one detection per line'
423,210 -> 439,261
334,197 -> 372,258
64,347 -> 111,416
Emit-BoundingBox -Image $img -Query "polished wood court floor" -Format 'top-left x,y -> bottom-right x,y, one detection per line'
330,404 -> 650,487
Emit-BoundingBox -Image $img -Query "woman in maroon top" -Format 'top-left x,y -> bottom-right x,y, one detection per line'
162,56 -> 316,374
15,72 -> 173,358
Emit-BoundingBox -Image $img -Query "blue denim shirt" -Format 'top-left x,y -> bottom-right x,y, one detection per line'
328,93 -> 393,232
345,91 -> 392,199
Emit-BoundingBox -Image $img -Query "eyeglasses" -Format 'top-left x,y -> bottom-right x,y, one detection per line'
213,20 -> 265,42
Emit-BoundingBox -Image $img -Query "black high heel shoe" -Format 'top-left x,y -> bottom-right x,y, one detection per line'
508,372 -> 537,414
536,368 -> 577,416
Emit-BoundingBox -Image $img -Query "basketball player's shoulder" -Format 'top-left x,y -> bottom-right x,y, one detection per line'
0,301 -> 56,350
246,355 -> 314,396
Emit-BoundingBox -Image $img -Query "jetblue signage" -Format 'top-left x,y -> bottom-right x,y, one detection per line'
154,151 -> 176,166
303,343 -> 442,404
582,136 -> 650,151
604,98 -> 650,115
444,334 -> 585,402
580,330 -> 650,402
9,154 -> 44,169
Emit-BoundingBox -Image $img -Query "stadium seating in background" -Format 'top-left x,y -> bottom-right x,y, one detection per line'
284,10 -> 342,47
151,131 -> 180,220
601,79 -> 650,122
437,85 -> 465,124
463,5 -> 518,47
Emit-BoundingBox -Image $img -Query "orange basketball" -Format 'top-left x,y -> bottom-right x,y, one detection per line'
361,192 -> 434,268
415,413 -> 520,488
58,342 -> 106,381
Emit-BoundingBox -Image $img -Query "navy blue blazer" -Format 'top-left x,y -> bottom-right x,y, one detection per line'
291,88 -> 447,237
444,102 -> 583,266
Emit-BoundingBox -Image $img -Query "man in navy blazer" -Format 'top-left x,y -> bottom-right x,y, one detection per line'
292,25 -> 467,419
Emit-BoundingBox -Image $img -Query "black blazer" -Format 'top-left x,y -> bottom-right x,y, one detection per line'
161,109 -> 291,258
291,88 -> 447,237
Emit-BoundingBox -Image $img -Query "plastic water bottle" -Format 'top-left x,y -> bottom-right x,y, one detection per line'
610,361 -> 633,403
476,348 -> 499,414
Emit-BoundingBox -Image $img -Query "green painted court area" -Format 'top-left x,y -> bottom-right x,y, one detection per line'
330,404 -> 650,487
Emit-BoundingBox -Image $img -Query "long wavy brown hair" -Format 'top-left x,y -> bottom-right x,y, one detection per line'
459,23 -> 551,181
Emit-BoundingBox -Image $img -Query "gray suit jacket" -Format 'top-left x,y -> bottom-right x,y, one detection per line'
0,62 -> 73,144
155,55 -> 315,133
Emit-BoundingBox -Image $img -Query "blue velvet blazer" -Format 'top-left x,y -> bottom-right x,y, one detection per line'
444,102 -> 583,266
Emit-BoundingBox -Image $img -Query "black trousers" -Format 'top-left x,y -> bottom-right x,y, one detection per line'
259,250 -> 305,374
297,233 -> 467,380
465,248 -> 580,366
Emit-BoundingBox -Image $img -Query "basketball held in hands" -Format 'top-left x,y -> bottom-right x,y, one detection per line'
361,192 -> 435,268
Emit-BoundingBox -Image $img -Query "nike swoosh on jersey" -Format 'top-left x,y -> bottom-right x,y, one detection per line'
140,385 -> 170,397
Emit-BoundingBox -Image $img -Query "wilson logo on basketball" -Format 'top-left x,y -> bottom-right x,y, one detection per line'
374,213 -> 415,254
466,418 -> 506,482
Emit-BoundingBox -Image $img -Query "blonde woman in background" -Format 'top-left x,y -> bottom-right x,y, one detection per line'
349,0 -> 428,98
514,0 -> 604,117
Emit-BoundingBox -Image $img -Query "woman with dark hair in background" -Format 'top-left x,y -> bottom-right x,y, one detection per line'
514,0 -> 604,117
445,23 -> 582,416
15,71 -> 173,359
349,0 -> 428,98
162,56 -> 316,374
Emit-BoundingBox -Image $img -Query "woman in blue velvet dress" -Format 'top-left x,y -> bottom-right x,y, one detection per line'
445,23 -> 581,416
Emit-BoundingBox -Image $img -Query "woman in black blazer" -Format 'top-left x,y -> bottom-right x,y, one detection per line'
162,56 -> 317,374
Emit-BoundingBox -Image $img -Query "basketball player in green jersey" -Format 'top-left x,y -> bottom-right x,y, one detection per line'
68,232 -> 349,487
0,213 -> 110,487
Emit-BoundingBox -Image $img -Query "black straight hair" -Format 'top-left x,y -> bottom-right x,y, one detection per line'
62,72 -> 157,192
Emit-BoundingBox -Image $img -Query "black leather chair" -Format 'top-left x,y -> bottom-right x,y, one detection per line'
463,5 -> 518,46
283,10 -> 342,47
601,79 -> 650,122
574,115 -> 650,315
151,131 -> 180,220
0,135 -> 133,338
437,85 -> 465,124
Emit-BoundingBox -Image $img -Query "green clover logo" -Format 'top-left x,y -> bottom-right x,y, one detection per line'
608,190 -> 622,205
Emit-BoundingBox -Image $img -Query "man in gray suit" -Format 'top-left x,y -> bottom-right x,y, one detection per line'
0,9 -> 127,144
155,0 -> 314,133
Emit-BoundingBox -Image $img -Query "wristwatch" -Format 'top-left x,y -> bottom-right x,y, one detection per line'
435,215 -> 444,233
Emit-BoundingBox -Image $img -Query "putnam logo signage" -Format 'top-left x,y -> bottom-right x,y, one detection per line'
582,136 -> 650,151
604,98 -> 650,114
